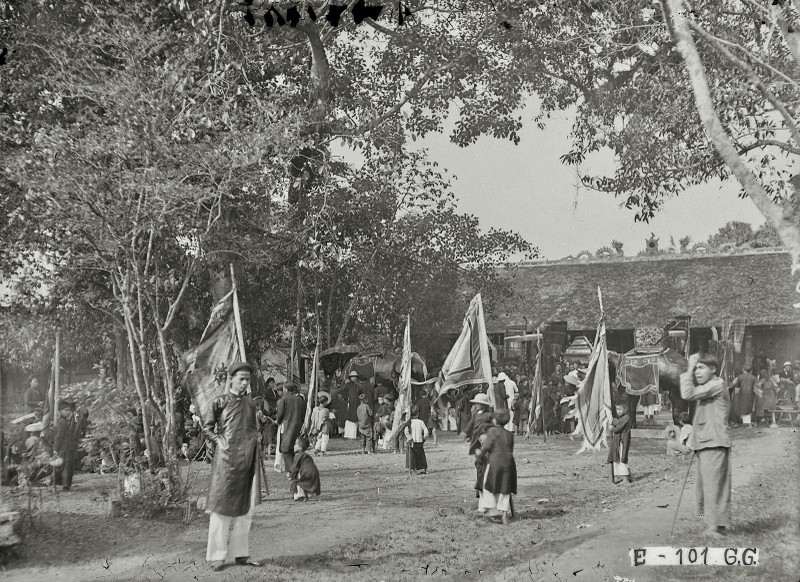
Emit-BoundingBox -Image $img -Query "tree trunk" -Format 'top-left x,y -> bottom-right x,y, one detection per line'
115,320 -> 128,390
121,307 -> 158,464
209,262 -> 232,303
663,0 -> 800,307
335,247 -> 381,346
154,322 -> 180,494
326,278 -> 334,349
295,264 -> 303,382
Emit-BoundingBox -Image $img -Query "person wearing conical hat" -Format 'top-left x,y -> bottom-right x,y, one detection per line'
203,362 -> 263,571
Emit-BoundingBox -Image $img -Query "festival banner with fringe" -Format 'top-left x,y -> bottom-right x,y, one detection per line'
574,318 -> 613,453
390,315 -> 413,441
303,330 -> 321,435
182,289 -> 242,418
526,333 -> 543,438
435,294 -> 493,400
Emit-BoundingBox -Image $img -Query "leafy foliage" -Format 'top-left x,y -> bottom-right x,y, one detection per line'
707,221 -> 782,248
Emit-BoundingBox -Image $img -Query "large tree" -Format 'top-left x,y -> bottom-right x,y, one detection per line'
0,0 -> 303,482
474,0 -> 799,302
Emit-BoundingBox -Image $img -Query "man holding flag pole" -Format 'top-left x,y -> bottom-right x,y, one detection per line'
191,265 -> 263,571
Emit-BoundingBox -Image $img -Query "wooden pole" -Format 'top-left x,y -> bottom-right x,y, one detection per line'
670,453 -> 695,536
538,327 -> 546,444
54,330 -> 61,428
229,264 -> 247,362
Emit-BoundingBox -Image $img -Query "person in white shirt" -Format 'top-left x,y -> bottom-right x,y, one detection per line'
404,406 -> 429,475
497,372 -> 517,430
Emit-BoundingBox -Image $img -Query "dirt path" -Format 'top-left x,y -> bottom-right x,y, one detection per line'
3,428 -> 796,581
498,427 -> 798,582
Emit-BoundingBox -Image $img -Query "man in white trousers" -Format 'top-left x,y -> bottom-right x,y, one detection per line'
202,361 -> 263,571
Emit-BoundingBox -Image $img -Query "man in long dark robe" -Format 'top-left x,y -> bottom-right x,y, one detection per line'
203,362 -> 263,571
276,382 -> 304,474
730,365 -> 756,426
53,400 -> 79,491
344,371 -> 361,425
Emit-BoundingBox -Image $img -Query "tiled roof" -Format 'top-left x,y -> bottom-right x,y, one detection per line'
487,249 -> 799,333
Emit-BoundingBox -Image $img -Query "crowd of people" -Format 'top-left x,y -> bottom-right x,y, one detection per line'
727,360 -> 800,427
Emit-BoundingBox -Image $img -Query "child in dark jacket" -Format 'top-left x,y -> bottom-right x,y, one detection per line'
477,409 -> 517,524
291,436 -> 321,501
607,403 -> 632,484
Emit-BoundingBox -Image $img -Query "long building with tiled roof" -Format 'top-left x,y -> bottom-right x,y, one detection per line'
484,247 -> 800,370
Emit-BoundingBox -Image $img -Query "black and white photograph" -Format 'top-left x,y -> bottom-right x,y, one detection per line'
0,0 -> 798,580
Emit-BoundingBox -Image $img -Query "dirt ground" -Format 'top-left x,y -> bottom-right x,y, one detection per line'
2,426 -> 797,581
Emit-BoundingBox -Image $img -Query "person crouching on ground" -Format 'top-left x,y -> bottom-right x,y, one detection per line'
404,405 -> 428,475
680,352 -> 732,539
607,402 -> 632,484
477,409 -> 517,525
291,435 -> 321,501
356,392 -> 375,454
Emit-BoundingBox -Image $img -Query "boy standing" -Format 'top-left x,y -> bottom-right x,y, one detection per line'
404,405 -> 429,474
607,403 -> 632,484
310,392 -> 332,455
356,393 -> 374,454
680,352 -> 731,538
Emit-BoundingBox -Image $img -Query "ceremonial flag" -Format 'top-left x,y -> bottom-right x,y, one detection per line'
303,330 -> 321,434
435,294 -> 493,400
526,348 -> 543,437
390,315 -> 412,439
183,289 -> 242,418
574,320 -> 613,452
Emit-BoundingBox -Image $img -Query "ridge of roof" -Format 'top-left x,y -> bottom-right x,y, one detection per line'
514,246 -> 788,268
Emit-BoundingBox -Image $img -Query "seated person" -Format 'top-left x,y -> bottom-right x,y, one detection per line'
665,412 -> 693,456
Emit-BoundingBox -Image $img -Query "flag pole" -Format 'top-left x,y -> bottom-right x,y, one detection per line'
229,264 -> 247,362
538,327 -> 545,444
303,327 -> 320,434
53,329 -> 61,429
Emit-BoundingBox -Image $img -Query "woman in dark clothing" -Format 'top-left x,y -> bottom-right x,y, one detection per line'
477,409 -> 517,524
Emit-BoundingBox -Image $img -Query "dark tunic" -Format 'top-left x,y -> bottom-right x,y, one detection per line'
54,415 -> 79,487
481,426 -> 517,496
607,413 -> 631,464
333,391 -> 348,429
493,381 -> 509,410
465,409 -> 494,491
203,392 -> 263,517
736,371 -> 756,415
276,393 -> 305,454
345,380 -> 361,423
291,451 -> 321,495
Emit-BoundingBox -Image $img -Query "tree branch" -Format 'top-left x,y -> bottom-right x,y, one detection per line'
162,259 -> 197,332
685,18 -> 800,149
661,0 -> 800,277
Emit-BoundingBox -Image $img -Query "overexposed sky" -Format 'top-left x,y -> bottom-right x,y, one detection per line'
417,109 -> 765,260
